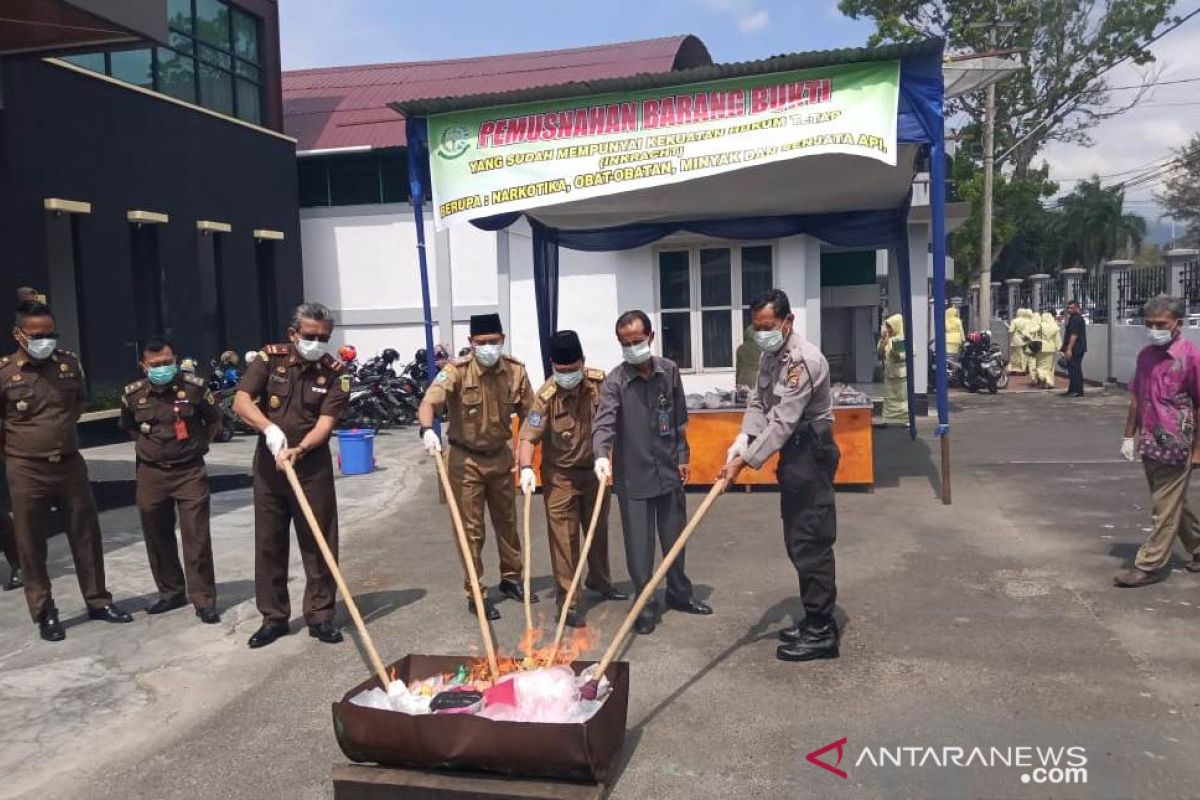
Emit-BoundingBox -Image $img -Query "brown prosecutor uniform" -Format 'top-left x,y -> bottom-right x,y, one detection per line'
119,372 -> 222,609
0,349 -> 112,621
519,369 -> 614,610
238,343 -> 349,626
424,353 -> 533,594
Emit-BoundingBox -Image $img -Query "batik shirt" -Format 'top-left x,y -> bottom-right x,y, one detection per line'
1130,336 -> 1200,465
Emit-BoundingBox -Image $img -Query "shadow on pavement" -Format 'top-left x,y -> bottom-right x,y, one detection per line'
349,588 -> 427,625
871,426 -> 940,496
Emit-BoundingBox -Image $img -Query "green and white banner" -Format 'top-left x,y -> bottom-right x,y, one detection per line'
426,60 -> 900,228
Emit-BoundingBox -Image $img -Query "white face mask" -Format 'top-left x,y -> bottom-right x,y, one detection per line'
622,341 -> 653,365
24,337 -> 56,361
474,344 -> 502,367
753,328 -> 785,353
1146,327 -> 1175,346
554,369 -> 583,389
295,338 -> 326,361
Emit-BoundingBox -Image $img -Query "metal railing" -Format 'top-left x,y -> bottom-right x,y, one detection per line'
1077,270 -> 1109,323
1182,256 -> 1200,315
1115,266 -> 1166,322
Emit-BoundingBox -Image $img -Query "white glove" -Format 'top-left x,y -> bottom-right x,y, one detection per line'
520,467 -> 537,496
726,433 -> 749,463
594,457 -> 611,481
422,429 -> 442,456
263,424 -> 287,457
1120,437 -> 1136,462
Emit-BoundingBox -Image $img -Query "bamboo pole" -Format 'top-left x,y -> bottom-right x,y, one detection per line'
433,451 -> 500,678
280,460 -> 390,689
549,480 -> 609,659
521,491 -> 534,631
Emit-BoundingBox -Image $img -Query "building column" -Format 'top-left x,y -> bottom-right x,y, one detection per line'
908,222 -> 930,395
968,283 -> 980,330
1106,259 -> 1132,382
1029,273 -> 1050,312
434,227 -> 454,349
1005,278 -> 1023,316
1165,248 -> 1197,300
802,235 -> 822,345
496,229 -> 511,351
990,281 -> 1002,323
1061,267 -> 1085,306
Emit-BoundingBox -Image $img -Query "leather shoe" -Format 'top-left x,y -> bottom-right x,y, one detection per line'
2,567 -> 21,591
634,614 -> 656,635
308,621 -> 344,644
468,597 -> 501,621
38,610 -> 65,642
146,596 -> 187,615
195,606 -> 221,624
777,619 -> 839,662
592,586 -> 628,601
498,579 -> 538,603
247,623 -> 290,648
666,596 -> 713,615
778,621 -> 809,644
87,604 -> 133,623
564,609 -> 586,628
1185,556 -> 1200,573
1113,567 -> 1166,588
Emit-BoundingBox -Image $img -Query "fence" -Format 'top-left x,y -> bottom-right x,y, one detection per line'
1077,270 -> 1109,323
1114,266 -> 1166,322
1182,255 -> 1200,316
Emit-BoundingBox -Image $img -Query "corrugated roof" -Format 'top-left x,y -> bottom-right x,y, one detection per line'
283,35 -> 712,151
393,38 -> 943,118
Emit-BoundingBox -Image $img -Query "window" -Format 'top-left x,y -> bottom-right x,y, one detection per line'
297,149 -> 428,208
655,244 -> 776,372
62,1 -> 263,124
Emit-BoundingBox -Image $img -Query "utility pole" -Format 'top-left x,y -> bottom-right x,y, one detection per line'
978,18 -> 997,327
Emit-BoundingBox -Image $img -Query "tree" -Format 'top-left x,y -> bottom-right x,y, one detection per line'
1157,133 -> 1200,246
1054,178 -> 1146,269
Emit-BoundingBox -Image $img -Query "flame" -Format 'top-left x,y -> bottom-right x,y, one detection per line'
451,616 -> 602,686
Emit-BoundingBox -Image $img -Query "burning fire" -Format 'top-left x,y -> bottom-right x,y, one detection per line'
460,617 -> 601,686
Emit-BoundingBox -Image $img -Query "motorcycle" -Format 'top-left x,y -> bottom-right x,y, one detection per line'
959,331 -> 1008,394
206,358 -> 254,442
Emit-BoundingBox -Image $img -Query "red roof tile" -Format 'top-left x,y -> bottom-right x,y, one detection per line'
283,35 -> 712,151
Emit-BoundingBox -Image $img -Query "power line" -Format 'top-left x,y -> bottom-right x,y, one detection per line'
1104,75 -> 1200,90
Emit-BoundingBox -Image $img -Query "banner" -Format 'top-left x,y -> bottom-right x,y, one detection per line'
426,60 -> 900,228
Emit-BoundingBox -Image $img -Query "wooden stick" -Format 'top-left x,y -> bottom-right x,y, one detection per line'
280,459 -> 390,690
585,480 -> 726,694
549,480 -> 609,658
521,490 -> 534,632
433,451 -> 500,678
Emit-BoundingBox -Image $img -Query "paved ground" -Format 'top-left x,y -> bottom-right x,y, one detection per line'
3,387 -> 1200,799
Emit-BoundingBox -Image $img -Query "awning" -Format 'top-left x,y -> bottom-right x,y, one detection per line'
943,56 -> 1024,99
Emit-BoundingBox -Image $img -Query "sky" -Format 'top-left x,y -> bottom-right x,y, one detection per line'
279,0 -> 1200,242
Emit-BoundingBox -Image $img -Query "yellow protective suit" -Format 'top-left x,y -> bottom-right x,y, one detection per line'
1034,312 -> 1061,388
1008,308 -> 1029,374
878,313 -> 908,424
945,307 -> 966,356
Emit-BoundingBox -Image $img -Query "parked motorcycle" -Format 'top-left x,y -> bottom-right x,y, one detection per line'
960,331 -> 1008,393
205,356 -> 253,442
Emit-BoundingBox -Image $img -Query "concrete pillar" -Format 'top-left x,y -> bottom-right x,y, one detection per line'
1005,278 -> 1023,316
1165,248 -> 1198,299
908,222 -> 930,395
1028,273 -> 1050,312
434,227 -> 454,349
990,281 -> 1002,322
969,283 -> 980,330
1061,267 -> 1085,306
802,236 -> 823,346
1106,259 -> 1132,382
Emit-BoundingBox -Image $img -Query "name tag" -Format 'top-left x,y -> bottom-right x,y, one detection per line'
310,386 -> 328,394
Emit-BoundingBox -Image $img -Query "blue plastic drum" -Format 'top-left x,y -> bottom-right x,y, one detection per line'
336,429 -> 375,475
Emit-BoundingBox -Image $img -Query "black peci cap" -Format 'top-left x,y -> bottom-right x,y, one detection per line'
548,330 -> 583,365
469,313 -> 503,337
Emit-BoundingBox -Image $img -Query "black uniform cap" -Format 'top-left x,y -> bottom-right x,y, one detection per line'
469,313 -> 503,337
548,330 -> 583,365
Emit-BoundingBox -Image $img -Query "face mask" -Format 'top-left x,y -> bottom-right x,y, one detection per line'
146,364 -> 178,386
753,328 -> 785,353
295,338 -> 326,361
1146,327 -> 1175,346
474,344 -> 502,367
554,369 -> 583,389
622,341 -> 653,365
24,337 -> 56,361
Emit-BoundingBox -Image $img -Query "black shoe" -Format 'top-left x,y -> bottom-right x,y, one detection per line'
592,586 -> 628,601
564,609 -> 586,628
195,606 -> 221,625
468,597 -> 501,621
776,619 -> 839,662
38,610 -> 65,642
778,621 -> 809,644
2,567 -> 21,591
498,579 -> 538,603
146,596 -> 187,615
308,621 -> 344,644
634,614 -> 656,635
666,596 -> 713,615
247,623 -> 290,648
87,604 -> 133,623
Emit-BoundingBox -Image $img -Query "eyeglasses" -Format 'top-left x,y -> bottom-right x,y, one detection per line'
298,333 -> 332,343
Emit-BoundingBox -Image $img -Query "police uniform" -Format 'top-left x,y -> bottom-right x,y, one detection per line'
520,367 -> 614,610
424,351 -> 533,596
740,330 -> 839,632
237,343 -> 349,626
119,372 -> 222,610
0,349 -> 113,621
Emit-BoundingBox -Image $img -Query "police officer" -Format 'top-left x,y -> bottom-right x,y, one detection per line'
418,313 -> 534,621
119,337 -> 223,624
721,289 -> 840,662
592,310 -> 712,636
1,302 -> 132,641
233,302 -> 349,648
518,331 -> 626,628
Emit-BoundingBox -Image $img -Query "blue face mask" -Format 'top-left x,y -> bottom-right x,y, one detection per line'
146,364 -> 178,386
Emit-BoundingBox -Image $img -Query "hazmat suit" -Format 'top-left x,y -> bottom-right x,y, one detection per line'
945,307 -> 966,356
1034,311 -> 1061,388
878,313 -> 908,424
1008,308 -> 1029,374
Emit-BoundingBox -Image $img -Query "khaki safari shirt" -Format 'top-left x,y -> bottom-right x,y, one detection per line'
119,373 -> 222,465
237,343 -> 350,446
741,331 -> 832,469
0,349 -> 86,459
424,354 -> 533,452
519,368 -> 606,470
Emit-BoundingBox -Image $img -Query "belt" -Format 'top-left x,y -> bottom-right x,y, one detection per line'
785,418 -> 832,449
447,438 -> 505,458
138,456 -> 203,471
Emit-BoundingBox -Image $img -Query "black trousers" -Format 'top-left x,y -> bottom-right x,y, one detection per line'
1067,350 -> 1085,395
616,486 -> 692,615
777,420 -> 840,621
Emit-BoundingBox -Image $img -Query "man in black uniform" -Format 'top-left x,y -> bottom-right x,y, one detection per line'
120,337 -> 223,623
721,289 -> 840,661
234,302 -> 350,648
